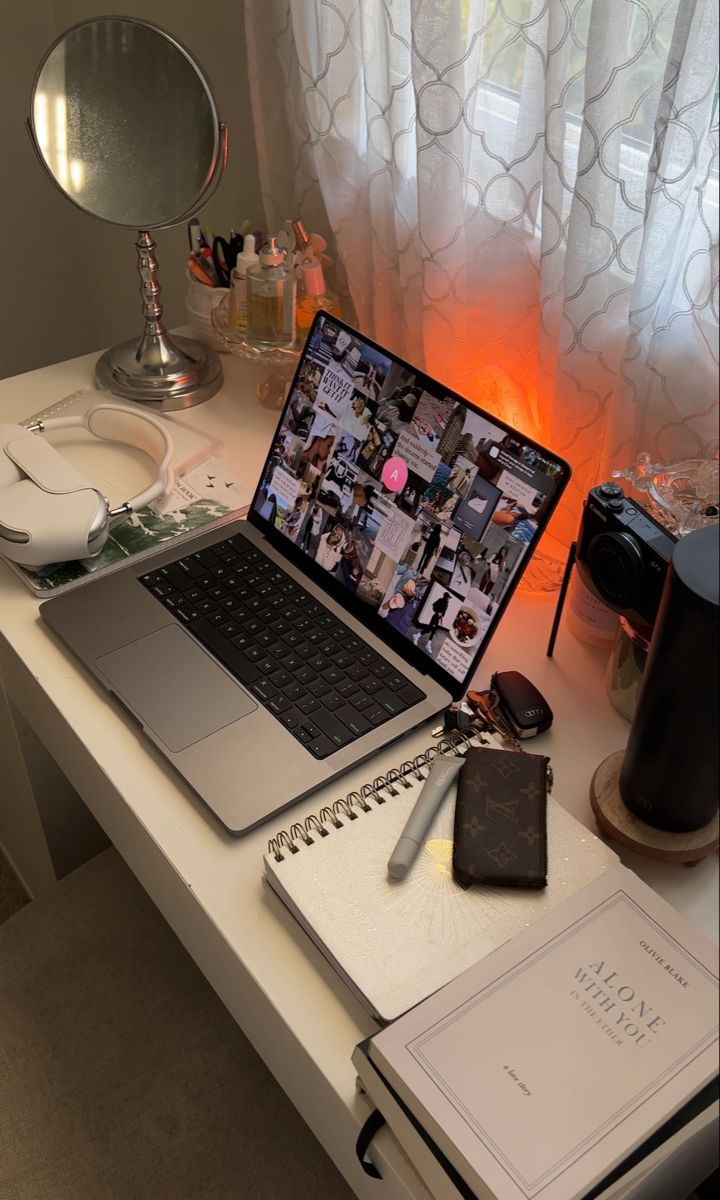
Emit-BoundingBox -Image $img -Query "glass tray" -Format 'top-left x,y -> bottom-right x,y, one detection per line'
211,294 -> 302,367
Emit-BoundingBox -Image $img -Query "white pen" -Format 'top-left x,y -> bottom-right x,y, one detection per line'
387,754 -> 465,880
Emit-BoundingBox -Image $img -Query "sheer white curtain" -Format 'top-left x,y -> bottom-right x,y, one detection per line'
244,0 -> 719,545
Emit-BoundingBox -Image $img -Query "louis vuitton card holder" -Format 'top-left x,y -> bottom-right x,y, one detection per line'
452,746 -> 549,888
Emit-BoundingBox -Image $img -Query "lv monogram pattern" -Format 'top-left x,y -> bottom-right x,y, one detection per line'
453,749 -> 548,889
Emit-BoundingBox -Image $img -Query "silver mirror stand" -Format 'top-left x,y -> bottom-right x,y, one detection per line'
94,231 -> 223,411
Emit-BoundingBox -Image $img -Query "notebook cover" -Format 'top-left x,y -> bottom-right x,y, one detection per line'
368,864 -> 719,1200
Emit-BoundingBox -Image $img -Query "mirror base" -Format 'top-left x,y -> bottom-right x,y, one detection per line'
95,334 -> 223,411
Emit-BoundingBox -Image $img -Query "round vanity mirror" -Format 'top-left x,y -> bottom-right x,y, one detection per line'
29,17 -> 227,409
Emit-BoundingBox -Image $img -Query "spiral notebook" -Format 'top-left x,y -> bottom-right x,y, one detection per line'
263,730 -> 619,1023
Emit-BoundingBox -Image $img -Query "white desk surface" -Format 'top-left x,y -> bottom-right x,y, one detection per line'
1,348 -> 717,1200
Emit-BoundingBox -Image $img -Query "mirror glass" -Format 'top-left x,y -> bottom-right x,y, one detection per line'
31,17 -> 220,228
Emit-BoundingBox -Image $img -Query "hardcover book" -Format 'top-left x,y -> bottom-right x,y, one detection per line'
365,865 -> 719,1200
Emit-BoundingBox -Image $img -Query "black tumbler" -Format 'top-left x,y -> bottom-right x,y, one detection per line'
619,524 -> 719,832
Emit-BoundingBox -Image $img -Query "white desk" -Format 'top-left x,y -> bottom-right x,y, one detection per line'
1,350 -> 717,1200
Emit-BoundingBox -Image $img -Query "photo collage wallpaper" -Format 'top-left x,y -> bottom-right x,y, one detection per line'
253,316 -> 566,683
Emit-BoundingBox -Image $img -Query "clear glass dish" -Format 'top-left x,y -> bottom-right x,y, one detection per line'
612,453 -> 719,537
210,293 -> 302,368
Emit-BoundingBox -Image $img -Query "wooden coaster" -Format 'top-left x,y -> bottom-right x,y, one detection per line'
589,751 -> 719,864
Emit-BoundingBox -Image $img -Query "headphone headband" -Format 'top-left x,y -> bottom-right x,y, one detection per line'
30,403 -> 175,515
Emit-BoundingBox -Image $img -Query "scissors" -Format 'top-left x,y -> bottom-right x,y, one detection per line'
212,232 -> 243,285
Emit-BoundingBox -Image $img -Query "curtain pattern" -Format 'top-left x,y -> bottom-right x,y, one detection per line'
245,0 -> 719,546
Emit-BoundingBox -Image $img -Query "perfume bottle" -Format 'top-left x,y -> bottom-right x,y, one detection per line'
246,236 -> 297,349
228,234 -> 259,335
296,261 -> 342,333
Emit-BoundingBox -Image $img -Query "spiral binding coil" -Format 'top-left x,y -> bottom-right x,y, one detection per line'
267,728 -> 488,862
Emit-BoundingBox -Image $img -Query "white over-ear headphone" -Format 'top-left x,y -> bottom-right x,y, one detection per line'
0,403 -> 174,569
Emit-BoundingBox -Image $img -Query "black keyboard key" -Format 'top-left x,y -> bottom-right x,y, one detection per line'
270,618 -> 292,637
250,677 -> 278,702
267,641 -> 289,659
374,687 -> 408,717
255,656 -> 277,676
354,694 -> 374,711
385,672 -> 407,692
308,653 -> 332,673
284,681 -> 303,702
294,665 -> 315,686
218,619 -> 241,638
175,603 -> 200,624
308,678 -> 328,698
197,599 -> 218,616
334,705 -> 371,738
269,668 -> 293,690
150,581 -> 172,599
268,694 -> 292,716
322,666 -> 343,687
188,618 -> 260,685
370,661 -> 392,678
176,555 -> 204,579
297,696 -> 319,716
195,548 -> 221,569
347,662 -> 370,683
363,704 -> 389,727
362,677 -> 383,695
279,706 -> 304,730
311,708 -> 355,749
399,683 -> 425,706
307,734 -> 335,759
337,681 -> 356,699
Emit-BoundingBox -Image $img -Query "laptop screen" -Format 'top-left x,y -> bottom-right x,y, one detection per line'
250,314 -> 570,692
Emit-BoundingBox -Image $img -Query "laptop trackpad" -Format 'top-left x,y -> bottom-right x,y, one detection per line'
95,625 -> 257,752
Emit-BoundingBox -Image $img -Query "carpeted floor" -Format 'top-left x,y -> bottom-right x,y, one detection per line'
0,847 -> 30,925
0,847 -> 356,1200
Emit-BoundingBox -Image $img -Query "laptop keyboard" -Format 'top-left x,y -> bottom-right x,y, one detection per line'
138,531 -> 426,759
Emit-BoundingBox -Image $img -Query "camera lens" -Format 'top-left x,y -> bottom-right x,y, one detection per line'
587,531 -> 645,610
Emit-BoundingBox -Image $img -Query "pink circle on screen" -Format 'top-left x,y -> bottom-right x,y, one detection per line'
382,456 -> 408,492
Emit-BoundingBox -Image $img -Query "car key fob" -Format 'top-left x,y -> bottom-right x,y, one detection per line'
491,671 -> 553,739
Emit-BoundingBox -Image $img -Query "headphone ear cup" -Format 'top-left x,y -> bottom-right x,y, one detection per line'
0,482 -> 109,568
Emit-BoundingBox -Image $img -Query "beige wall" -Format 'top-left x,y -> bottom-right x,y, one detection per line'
0,1 -> 263,380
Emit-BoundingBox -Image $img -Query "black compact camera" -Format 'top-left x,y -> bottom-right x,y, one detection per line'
575,483 -> 676,629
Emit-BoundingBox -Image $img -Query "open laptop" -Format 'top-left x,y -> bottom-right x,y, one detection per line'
40,313 -> 570,834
